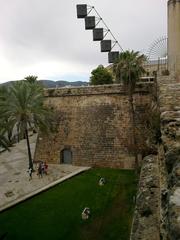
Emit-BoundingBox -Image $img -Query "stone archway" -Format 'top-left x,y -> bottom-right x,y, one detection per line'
60,148 -> 72,164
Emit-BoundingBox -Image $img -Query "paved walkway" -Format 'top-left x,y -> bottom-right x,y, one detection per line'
0,134 -> 90,212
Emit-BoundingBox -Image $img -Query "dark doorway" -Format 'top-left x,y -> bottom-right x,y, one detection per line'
61,149 -> 72,164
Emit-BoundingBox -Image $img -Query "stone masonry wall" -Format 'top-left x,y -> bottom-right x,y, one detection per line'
34,83 -> 153,169
158,75 -> 180,240
130,155 -> 160,240
130,75 -> 180,240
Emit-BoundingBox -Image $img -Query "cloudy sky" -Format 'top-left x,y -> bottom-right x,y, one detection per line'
0,0 -> 167,83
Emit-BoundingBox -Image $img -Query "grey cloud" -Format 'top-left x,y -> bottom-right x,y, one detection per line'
0,0 -> 167,81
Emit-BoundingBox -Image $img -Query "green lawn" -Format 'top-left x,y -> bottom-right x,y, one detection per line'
0,168 -> 137,240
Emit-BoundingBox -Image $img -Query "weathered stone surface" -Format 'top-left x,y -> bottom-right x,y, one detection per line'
165,149 -> 180,174
35,84 -> 153,169
161,111 -> 180,124
130,155 -> 160,240
169,188 -> 180,240
158,76 -> 180,240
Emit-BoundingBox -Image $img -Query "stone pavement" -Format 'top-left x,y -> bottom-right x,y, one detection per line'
0,134 -> 90,212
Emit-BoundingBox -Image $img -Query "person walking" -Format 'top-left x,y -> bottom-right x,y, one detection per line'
44,162 -> 48,175
28,167 -> 33,181
37,162 -> 43,178
41,162 -> 45,175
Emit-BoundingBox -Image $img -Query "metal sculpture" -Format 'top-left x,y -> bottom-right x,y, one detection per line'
76,4 -> 123,63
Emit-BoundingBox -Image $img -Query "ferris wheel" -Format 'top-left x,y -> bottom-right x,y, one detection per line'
146,36 -> 168,62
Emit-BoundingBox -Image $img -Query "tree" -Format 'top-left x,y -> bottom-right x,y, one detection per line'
0,80 -> 53,169
24,75 -> 38,84
113,50 -> 146,85
0,130 -> 9,151
134,103 -> 161,158
113,50 -> 146,169
0,86 -> 15,144
90,65 -> 113,85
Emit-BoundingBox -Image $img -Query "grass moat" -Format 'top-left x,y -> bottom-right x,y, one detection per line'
0,168 -> 137,240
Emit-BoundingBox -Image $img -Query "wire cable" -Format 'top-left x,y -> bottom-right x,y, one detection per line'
88,6 -> 124,52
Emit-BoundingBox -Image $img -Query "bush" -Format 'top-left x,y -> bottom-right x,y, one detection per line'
90,65 -> 113,85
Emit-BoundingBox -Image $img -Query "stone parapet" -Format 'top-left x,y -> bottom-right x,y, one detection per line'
44,83 -> 153,97
157,75 -> 180,239
130,155 -> 160,240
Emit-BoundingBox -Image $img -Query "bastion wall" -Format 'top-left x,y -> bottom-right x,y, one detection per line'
130,75 -> 180,240
34,83 -> 153,169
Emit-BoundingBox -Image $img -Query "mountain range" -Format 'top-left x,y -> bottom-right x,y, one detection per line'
0,80 -> 89,88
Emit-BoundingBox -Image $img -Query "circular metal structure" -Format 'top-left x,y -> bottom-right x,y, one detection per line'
147,36 -> 168,62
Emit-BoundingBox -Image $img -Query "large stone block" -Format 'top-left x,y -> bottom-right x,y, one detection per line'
85,16 -> 95,30
93,28 -> 104,41
101,40 -> 111,52
108,51 -> 119,63
76,4 -> 87,18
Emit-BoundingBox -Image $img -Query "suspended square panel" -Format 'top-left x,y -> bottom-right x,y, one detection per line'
101,40 -> 111,52
93,28 -> 104,41
76,4 -> 87,18
85,16 -> 96,30
108,51 -> 119,63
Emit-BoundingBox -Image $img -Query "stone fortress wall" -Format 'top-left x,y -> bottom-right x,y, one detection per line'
34,84 -> 153,169
131,1 -> 180,238
130,75 -> 180,240
158,75 -> 180,240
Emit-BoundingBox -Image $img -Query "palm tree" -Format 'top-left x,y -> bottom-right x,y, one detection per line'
24,75 -> 38,84
0,86 -> 15,144
113,50 -> 146,168
0,81 -> 52,169
0,131 -> 9,151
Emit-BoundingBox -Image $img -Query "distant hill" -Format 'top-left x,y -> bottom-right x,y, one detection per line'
0,80 -> 89,88
39,80 -> 88,88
